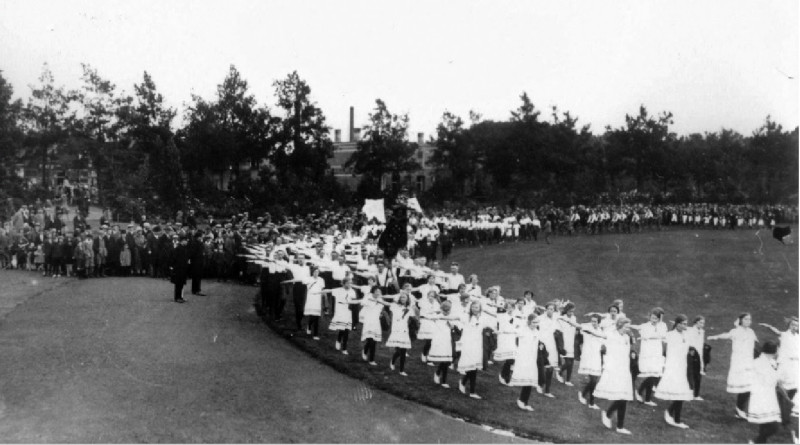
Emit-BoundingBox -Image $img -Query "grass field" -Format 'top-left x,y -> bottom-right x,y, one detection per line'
266,227 -> 799,443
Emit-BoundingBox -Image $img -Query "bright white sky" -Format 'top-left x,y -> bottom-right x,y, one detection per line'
1,0 -> 797,139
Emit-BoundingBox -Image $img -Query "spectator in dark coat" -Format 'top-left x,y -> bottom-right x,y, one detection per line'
169,235 -> 190,303
188,231 -> 206,295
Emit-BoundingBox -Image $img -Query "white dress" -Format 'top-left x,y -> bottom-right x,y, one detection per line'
747,355 -> 781,424
778,331 -> 798,391
385,303 -> 413,349
427,316 -> 457,362
493,313 -> 518,361
538,314 -> 560,367
328,287 -> 357,331
416,297 -> 441,340
509,328 -> 540,387
637,322 -> 667,378
458,313 -> 495,374
600,315 -> 618,332
359,299 -> 384,342
303,277 -> 326,316
578,324 -> 604,376
655,330 -> 693,400
725,327 -> 757,394
558,314 -> 577,359
594,330 -> 634,401
417,283 -> 440,300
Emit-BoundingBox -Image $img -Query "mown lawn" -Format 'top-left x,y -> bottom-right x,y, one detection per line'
265,227 -> 798,443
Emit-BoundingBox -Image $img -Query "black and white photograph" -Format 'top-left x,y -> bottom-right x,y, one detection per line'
0,0 -> 797,443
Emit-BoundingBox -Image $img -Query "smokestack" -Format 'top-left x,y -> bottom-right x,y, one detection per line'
334,129 -> 341,143
349,107 -> 355,143
417,132 -> 424,145
353,128 -> 361,142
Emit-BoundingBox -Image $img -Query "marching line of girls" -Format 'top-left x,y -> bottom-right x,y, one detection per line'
303,274 -> 798,441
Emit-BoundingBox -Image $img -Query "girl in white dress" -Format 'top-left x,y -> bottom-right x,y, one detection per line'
495,299 -> 519,385
746,341 -> 783,443
595,317 -> 634,435
358,287 -> 386,366
578,313 -> 605,410
557,302 -> 578,386
383,292 -> 414,376
597,304 -> 621,332
655,314 -> 693,429
709,312 -> 759,418
631,308 -> 667,406
510,314 -> 540,411
355,277 -> 377,327
537,301 -> 560,398
303,266 -> 327,340
416,290 -> 442,363
759,317 -> 799,400
458,301 -> 497,399
428,300 -> 461,388
327,278 -> 359,354
685,315 -> 707,400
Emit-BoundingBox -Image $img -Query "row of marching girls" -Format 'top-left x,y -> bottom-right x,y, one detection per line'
708,314 -> 798,444
569,309 -> 702,435
305,275 -> 799,442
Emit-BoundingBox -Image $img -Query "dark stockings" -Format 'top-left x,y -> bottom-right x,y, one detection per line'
607,400 -> 628,429
392,348 -> 407,372
668,401 -> 684,423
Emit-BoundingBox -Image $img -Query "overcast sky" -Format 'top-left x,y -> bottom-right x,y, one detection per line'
1,0 -> 797,139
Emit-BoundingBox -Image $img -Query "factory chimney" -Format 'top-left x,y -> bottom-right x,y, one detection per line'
349,107 -> 355,143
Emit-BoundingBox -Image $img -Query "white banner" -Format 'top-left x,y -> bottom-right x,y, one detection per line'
362,199 -> 386,223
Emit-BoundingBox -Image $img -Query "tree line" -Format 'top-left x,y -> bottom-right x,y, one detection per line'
428,93 -> 797,207
0,65 -> 796,222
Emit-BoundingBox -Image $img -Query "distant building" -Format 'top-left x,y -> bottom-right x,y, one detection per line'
329,107 -> 438,193
14,143 -> 98,200
208,158 -> 270,192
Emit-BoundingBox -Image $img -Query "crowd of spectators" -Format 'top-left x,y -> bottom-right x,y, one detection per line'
0,200 -> 796,283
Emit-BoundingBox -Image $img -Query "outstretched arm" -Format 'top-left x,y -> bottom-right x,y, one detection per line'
707,331 -> 732,341
758,323 -> 782,336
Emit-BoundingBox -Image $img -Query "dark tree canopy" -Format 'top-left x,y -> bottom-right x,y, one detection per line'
346,99 -> 420,198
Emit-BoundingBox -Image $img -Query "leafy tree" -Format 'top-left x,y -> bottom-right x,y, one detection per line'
540,108 -> 593,204
77,64 -> 121,142
22,63 -> 80,190
89,70 -> 185,217
181,65 -> 274,184
605,105 -> 674,192
748,117 -> 798,203
0,71 -> 23,171
262,71 -> 346,210
0,71 -> 25,215
431,111 -> 478,196
510,92 -> 540,123
345,99 -> 419,198
272,71 -> 332,181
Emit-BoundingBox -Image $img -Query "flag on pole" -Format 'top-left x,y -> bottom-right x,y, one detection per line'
378,205 -> 408,260
362,199 -> 386,223
406,197 -> 423,213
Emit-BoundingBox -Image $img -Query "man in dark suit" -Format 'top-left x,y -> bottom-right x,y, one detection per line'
170,234 -> 190,303
189,230 -> 206,296
186,210 -> 198,229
